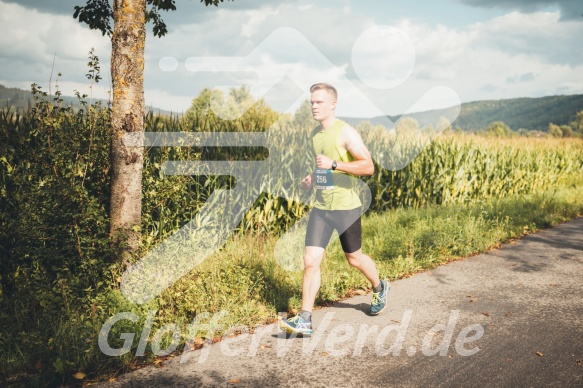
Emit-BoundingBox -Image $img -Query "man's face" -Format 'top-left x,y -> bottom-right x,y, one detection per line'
310,89 -> 336,122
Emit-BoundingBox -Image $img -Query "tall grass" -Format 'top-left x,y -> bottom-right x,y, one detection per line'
365,132 -> 582,209
1,104 -> 582,385
138,114 -> 583,243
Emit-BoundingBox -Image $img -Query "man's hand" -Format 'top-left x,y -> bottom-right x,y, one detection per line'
315,154 -> 334,170
301,174 -> 313,190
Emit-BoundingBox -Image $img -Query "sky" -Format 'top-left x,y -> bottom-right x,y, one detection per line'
0,0 -> 582,118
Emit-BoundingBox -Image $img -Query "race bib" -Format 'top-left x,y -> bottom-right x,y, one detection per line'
315,168 -> 334,190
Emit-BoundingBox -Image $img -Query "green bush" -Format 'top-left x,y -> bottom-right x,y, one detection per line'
1,82 -> 582,385
0,86 -> 116,383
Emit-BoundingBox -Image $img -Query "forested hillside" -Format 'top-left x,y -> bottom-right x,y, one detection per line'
344,94 -> 583,132
3,84 -> 582,132
0,84 -> 33,110
0,84 -> 173,115
453,94 -> 583,131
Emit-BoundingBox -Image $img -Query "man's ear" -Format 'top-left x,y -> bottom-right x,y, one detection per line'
331,101 -> 336,110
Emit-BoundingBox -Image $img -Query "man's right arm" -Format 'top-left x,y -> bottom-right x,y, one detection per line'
302,172 -> 315,190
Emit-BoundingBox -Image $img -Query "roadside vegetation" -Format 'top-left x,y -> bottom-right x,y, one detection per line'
1,80 -> 582,386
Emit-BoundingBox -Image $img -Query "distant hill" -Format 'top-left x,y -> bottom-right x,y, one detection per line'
0,84 -> 176,116
342,94 -> 583,132
0,84 -> 34,110
0,83 -> 102,111
3,84 -> 581,131
452,94 -> 583,131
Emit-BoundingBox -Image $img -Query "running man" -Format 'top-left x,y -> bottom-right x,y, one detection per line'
280,83 -> 389,336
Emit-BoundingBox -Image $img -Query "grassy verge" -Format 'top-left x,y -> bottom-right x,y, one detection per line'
203,180 -> 583,314
4,180 -> 583,385
135,179 -> 583,348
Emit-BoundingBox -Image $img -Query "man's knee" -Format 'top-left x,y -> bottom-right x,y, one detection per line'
344,250 -> 364,268
304,249 -> 324,270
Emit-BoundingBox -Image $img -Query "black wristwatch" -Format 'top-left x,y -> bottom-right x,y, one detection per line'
331,160 -> 337,171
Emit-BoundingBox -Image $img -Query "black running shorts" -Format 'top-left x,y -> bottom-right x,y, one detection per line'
305,207 -> 362,253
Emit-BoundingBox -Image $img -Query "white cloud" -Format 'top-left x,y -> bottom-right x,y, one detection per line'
0,1 -> 110,92
143,4 -> 372,113
358,10 -> 583,115
1,0 -> 582,117
0,2 -> 52,63
142,6 -> 583,116
241,6 -> 280,38
457,0 -> 582,20
145,88 -> 192,114
351,25 -> 416,89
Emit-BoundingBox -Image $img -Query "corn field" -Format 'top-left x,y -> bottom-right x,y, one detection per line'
137,113 -> 583,247
1,102 -> 583,384
365,134 -> 583,210
1,107 -> 582,250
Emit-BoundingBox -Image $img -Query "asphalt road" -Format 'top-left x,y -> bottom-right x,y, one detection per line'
102,217 -> 583,387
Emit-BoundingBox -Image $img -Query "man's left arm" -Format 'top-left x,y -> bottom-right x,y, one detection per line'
315,125 -> 374,176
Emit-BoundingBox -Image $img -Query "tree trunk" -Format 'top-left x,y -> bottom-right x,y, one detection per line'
109,0 -> 146,264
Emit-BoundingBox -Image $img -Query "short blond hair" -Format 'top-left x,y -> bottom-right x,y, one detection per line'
310,83 -> 337,102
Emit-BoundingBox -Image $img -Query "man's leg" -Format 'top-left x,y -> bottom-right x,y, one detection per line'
279,246 -> 325,335
301,246 -> 326,313
280,209 -> 331,335
339,213 -> 390,315
345,249 -> 389,315
301,209 -> 333,313
344,249 -> 380,288
337,212 -> 380,288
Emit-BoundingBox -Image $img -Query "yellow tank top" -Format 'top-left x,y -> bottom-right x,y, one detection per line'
312,119 -> 362,210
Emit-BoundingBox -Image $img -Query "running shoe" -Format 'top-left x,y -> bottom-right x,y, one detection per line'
371,280 -> 390,315
280,313 -> 313,335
